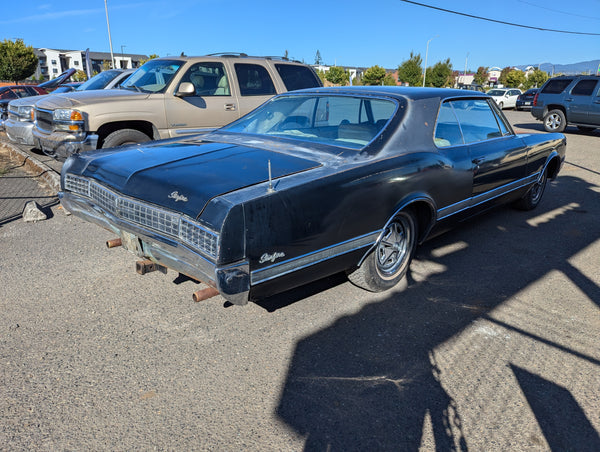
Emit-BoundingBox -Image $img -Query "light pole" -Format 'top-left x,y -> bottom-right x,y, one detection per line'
104,0 -> 115,69
121,45 -> 126,69
422,35 -> 438,87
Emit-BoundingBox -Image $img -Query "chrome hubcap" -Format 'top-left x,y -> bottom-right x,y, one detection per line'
376,218 -> 410,278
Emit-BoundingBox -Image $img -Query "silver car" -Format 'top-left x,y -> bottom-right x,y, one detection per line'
5,69 -> 133,146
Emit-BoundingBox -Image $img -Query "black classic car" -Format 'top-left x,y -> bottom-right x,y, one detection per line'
59,87 -> 566,305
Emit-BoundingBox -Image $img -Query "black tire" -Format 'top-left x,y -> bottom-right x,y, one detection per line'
543,109 -> 566,133
102,128 -> 151,149
577,126 -> 596,133
513,169 -> 547,211
498,101 -> 504,109
347,210 -> 417,292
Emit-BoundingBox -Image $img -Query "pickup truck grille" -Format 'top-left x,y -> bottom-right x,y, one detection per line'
64,174 -> 219,259
35,108 -> 54,132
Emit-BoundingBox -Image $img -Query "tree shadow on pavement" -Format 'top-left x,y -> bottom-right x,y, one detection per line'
276,174 -> 599,451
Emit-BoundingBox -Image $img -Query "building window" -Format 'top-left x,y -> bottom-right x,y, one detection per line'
74,61 -> 79,66
51,60 -> 57,65
53,68 -> 58,74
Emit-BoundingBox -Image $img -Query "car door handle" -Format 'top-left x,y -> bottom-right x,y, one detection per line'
594,100 -> 600,104
472,158 -> 485,165
565,98 -> 573,102
224,103 -> 237,111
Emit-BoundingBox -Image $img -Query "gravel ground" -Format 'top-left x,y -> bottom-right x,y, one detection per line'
0,111 -> 598,451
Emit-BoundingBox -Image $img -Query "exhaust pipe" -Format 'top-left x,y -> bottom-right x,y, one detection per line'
192,287 -> 220,302
136,259 -> 167,275
106,238 -> 122,248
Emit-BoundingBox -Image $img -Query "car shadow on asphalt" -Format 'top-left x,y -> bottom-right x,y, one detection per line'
274,174 -> 599,451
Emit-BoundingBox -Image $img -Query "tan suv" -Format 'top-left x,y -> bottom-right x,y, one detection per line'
32,54 -> 322,159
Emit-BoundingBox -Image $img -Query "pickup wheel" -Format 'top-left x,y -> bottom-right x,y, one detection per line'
513,169 -> 547,211
543,109 -> 566,133
347,210 -> 417,292
102,129 -> 151,149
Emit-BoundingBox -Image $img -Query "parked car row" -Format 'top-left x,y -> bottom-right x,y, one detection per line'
5,69 -> 134,146
0,69 -> 76,130
28,54 -> 322,159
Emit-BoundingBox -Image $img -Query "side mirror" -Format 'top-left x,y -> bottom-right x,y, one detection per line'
175,82 -> 195,97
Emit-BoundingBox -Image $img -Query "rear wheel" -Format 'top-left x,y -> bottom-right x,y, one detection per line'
543,109 -> 566,133
102,128 -> 151,149
513,169 -> 547,211
347,210 -> 417,292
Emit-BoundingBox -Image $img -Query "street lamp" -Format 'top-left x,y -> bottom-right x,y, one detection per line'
422,35 -> 438,87
104,0 -> 115,69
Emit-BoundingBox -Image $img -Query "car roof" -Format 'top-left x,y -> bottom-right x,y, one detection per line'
152,54 -> 308,66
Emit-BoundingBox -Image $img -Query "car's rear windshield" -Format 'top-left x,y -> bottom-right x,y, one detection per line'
219,94 -> 397,150
541,79 -> 573,94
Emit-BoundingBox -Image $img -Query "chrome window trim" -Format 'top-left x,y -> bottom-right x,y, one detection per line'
251,231 -> 380,285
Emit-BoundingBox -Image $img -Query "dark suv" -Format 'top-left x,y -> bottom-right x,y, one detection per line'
531,75 -> 600,133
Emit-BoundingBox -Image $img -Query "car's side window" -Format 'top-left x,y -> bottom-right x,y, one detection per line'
571,79 -> 598,96
450,99 -> 504,143
434,102 -> 464,147
234,63 -> 276,96
182,62 -> 230,96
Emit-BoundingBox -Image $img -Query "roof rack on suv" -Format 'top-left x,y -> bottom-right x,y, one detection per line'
204,52 -> 300,63
205,52 -> 249,58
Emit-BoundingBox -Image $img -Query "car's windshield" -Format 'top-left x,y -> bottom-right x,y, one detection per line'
76,70 -> 122,91
121,59 -> 183,93
220,94 -> 396,150
487,89 -> 506,96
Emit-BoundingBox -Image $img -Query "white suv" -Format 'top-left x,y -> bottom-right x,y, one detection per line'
487,88 -> 522,109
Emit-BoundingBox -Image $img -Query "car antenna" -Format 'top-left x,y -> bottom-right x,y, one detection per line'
267,160 -> 275,193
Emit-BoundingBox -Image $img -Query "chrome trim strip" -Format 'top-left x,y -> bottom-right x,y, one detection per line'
437,172 -> 539,220
251,231 -> 380,285
174,128 -> 216,135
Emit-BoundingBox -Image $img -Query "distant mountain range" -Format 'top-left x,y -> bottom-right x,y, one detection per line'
516,60 -> 600,75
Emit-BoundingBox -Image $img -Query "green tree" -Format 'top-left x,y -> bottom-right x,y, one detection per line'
325,66 -> 350,86
314,50 -> 322,65
473,66 -> 489,86
0,39 -> 38,83
426,58 -> 453,87
316,69 -> 327,84
138,54 -> 159,65
397,51 -> 423,87
505,70 -> 526,88
360,65 -> 395,86
498,66 -> 511,86
72,70 -> 88,82
523,69 -> 549,89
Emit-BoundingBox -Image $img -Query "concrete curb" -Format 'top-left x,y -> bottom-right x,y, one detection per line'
0,141 -> 60,193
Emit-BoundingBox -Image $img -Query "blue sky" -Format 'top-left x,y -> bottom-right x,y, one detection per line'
2,0 -> 599,72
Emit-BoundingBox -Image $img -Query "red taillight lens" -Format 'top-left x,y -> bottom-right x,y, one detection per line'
533,92 -> 539,106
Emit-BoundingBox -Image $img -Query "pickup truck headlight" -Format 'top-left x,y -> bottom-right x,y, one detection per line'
53,108 -> 84,132
9,105 -> 34,122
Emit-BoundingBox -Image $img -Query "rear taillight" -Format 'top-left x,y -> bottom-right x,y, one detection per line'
533,92 -> 539,106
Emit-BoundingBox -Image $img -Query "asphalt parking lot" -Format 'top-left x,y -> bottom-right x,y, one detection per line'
0,110 -> 599,451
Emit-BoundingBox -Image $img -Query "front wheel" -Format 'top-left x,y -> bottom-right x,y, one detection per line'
543,109 -> 566,133
102,128 -> 151,149
498,101 -> 504,109
513,169 -> 547,211
347,210 -> 417,292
